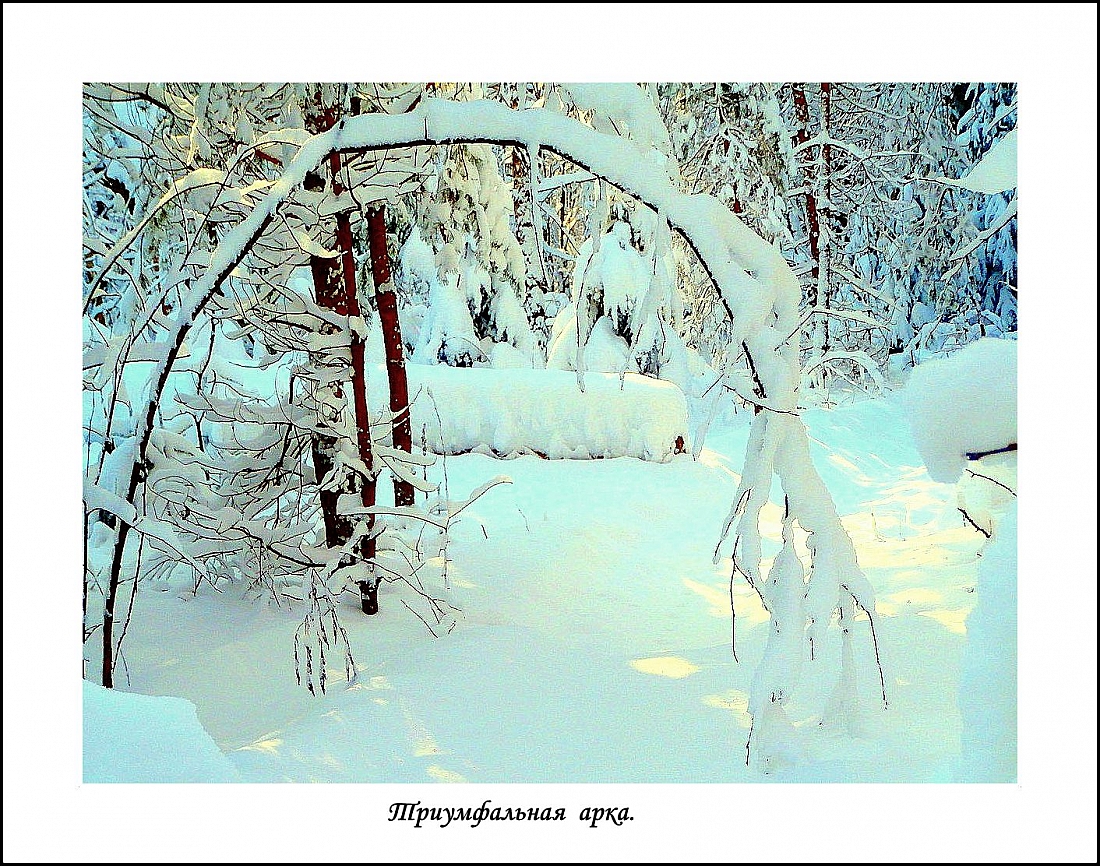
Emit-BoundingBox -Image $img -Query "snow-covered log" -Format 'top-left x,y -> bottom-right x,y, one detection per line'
370,365 -> 688,461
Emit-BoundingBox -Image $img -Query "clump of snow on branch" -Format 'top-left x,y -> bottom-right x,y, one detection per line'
561,83 -> 675,164
902,337 -> 1017,483
941,128 -> 1017,195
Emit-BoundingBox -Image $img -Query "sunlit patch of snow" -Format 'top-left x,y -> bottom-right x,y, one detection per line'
414,735 -> 442,758
237,736 -> 282,755
919,608 -> 970,635
701,690 -> 752,727
630,656 -> 700,679
681,578 -> 730,619
427,765 -> 466,783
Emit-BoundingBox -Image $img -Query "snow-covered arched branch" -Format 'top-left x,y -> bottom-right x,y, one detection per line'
94,97 -> 882,762
333,99 -> 802,398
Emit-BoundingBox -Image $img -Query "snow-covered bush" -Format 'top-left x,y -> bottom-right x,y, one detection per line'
553,215 -> 685,382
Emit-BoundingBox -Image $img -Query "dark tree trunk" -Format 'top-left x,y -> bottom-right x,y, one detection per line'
101,322 -> 193,687
306,210 -> 356,550
366,205 -> 415,509
306,103 -> 379,614
791,83 -> 821,308
819,82 -> 833,355
101,521 -> 130,688
334,152 -> 379,615
305,109 -> 356,552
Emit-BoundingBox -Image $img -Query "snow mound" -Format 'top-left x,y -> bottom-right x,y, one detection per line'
902,338 -> 1017,483
956,450 -> 1017,536
83,681 -> 239,783
955,502 -> 1017,781
371,365 -> 688,461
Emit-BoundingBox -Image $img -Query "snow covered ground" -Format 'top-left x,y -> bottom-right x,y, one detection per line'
86,390 -> 1010,783
83,681 -> 240,783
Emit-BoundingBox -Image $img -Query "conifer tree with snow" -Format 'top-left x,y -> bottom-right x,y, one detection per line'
413,143 -> 537,368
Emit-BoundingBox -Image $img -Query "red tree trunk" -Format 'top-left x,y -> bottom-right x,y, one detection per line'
366,205 -> 415,508
307,104 -> 379,615
305,172 -> 355,551
333,156 -> 380,615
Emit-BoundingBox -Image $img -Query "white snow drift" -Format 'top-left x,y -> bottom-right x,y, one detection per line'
955,502 -> 1017,782
83,681 -> 240,783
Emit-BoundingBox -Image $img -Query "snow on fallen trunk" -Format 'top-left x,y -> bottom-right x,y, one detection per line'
369,365 -> 688,462
83,681 -> 240,783
902,338 -> 1017,483
955,502 -> 1017,781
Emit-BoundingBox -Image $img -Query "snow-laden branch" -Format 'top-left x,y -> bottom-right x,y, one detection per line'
793,133 -> 869,161
810,306 -> 891,331
537,169 -> 597,195
84,168 -> 231,312
803,349 -> 888,391
944,197 -> 1018,280
83,338 -> 186,371
950,197 -> 1017,263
